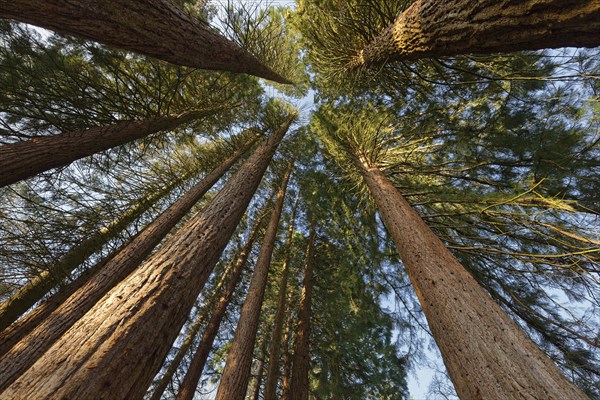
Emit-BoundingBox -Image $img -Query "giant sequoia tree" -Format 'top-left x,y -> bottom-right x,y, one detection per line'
0,1 -> 599,400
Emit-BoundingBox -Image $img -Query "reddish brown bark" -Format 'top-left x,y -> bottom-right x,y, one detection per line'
215,163 -> 294,400
264,195 -> 299,400
279,286 -> 297,400
0,136 -> 256,363
0,107 -> 222,188
175,211 -> 267,400
358,159 -> 587,400
348,0 -> 600,70
0,174 -> 186,332
0,131 -> 276,399
0,0 -> 291,83
289,225 -> 316,400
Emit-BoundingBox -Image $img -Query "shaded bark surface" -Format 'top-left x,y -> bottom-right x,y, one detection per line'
0,0 -> 290,83
264,196 -> 299,400
348,0 -> 600,69
147,242 -> 245,400
0,107 -> 220,188
0,175 -> 183,331
250,338 -> 270,400
214,163 -> 293,400
175,212 -> 267,400
359,161 -> 587,400
0,136 -> 262,396
279,285 -> 296,400
289,225 -> 315,400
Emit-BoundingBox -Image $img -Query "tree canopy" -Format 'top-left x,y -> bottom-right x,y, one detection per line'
0,1 -> 598,399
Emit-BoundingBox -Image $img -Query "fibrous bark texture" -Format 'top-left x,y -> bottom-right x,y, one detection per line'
358,161 -> 588,400
0,107 -> 221,188
214,163 -> 293,400
0,0 -> 291,83
0,132 -> 273,398
175,212 -> 267,400
348,0 -> 600,69
289,225 -> 315,400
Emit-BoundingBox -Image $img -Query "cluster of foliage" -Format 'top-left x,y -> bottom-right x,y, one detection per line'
0,0 -> 598,399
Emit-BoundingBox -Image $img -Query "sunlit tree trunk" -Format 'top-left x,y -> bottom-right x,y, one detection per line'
289,225 -> 316,400
174,211 -> 267,400
0,0 -> 291,83
214,162 -> 293,400
356,157 -> 588,400
264,196 -> 299,400
0,174 -> 186,331
0,126 -> 286,398
0,107 -> 224,188
347,0 -> 600,70
0,136 -> 257,371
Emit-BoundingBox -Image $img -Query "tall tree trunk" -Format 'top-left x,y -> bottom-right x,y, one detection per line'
0,0 -> 291,84
0,120 -> 291,399
147,235 -> 249,400
214,162 -> 294,400
0,133 -> 265,395
0,173 -> 188,331
264,195 -> 299,400
174,210 -> 268,400
347,0 -> 600,70
0,107 -> 223,188
279,285 -> 297,400
356,158 -> 588,400
250,336 -> 270,400
289,225 -> 316,400
0,135 -> 256,360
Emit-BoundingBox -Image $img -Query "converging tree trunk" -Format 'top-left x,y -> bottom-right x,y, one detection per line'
0,0 -> 291,83
0,132 -> 269,396
347,0 -> 600,70
356,157 -> 588,400
264,196 -> 299,400
175,211 -> 268,400
289,224 -> 316,400
215,162 -> 294,400
0,174 -> 187,331
0,107 -> 224,188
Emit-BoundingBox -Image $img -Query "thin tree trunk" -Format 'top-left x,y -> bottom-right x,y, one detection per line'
289,225 -> 316,400
0,0 -> 291,84
174,210 -> 268,400
347,0 -> 600,70
356,158 -> 588,400
250,336 -> 270,400
280,285 -> 297,400
214,162 -> 294,400
0,107 -> 223,188
251,359 -> 265,400
0,174 -> 187,331
0,134 -> 263,394
264,195 -> 299,400
148,238 -> 247,400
